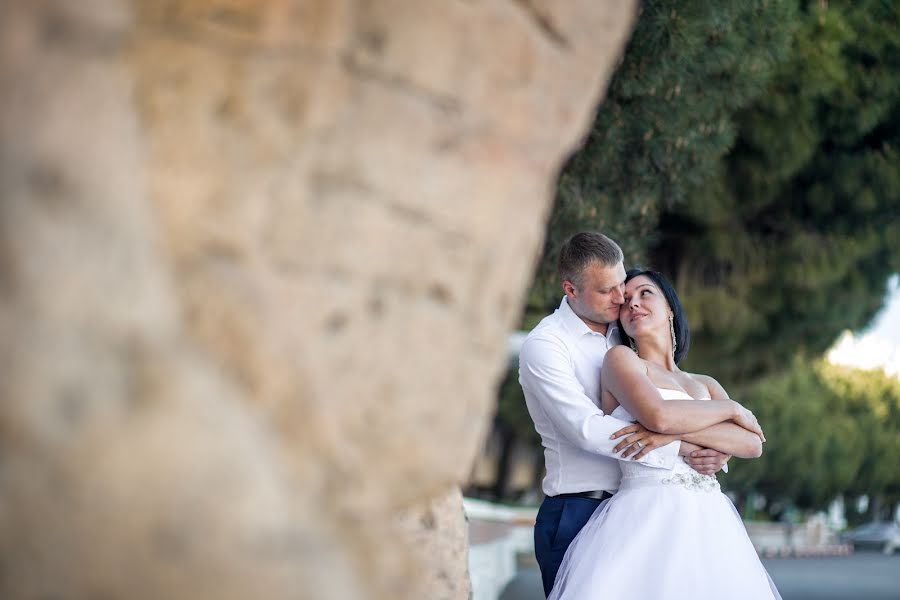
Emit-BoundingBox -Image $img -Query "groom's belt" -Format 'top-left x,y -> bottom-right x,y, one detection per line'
553,490 -> 614,501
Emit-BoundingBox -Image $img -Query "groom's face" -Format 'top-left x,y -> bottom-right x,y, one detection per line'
564,260 -> 626,332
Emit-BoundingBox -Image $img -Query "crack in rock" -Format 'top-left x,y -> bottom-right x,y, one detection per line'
510,0 -> 570,50
340,51 -> 463,116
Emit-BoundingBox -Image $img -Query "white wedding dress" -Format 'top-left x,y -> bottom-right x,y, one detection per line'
548,388 -> 781,600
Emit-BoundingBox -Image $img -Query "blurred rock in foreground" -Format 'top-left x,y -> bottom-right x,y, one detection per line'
0,1 -> 636,598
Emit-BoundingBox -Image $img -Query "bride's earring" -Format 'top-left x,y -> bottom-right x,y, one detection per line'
669,315 -> 677,357
629,338 -> 638,355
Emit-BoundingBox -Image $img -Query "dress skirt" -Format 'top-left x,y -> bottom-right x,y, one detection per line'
548,476 -> 782,600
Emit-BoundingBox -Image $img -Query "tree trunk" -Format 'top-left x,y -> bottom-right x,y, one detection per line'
492,422 -> 516,501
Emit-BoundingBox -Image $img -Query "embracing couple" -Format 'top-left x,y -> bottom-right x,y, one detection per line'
519,232 -> 781,599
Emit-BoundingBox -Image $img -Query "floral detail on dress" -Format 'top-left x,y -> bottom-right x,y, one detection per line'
661,472 -> 721,492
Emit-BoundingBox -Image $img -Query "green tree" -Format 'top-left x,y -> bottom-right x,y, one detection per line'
510,0 -> 900,507
654,0 -> 900,384
819,364 -> 900,517
722,360 -> 900,515
527,0 -> 900,387
528,0 -> 798,324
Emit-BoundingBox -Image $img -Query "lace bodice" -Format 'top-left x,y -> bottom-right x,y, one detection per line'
611,387 -> 720,492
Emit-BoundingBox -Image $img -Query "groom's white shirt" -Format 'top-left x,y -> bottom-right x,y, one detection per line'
520,297 -> 681,496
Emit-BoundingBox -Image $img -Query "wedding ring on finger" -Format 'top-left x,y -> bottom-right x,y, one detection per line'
635,440 -> 644,449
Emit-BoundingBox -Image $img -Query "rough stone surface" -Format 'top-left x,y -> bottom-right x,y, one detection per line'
392,487 -> 471,599
0,0 -> 637,598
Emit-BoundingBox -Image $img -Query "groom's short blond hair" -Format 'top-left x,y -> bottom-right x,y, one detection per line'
558,232 -> 624,288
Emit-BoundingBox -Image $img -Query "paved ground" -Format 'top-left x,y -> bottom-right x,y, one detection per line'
500,552 -> 900,600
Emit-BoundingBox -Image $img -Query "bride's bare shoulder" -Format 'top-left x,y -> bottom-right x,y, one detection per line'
606,344 -> 638,362
602,346 -> 644,378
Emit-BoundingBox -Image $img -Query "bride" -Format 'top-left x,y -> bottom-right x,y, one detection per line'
548,268 -> 781,600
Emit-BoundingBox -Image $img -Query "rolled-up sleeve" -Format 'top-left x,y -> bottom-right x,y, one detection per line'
519,334 -> 680,469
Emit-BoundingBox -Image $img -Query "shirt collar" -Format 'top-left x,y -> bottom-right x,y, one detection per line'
558,296 -> 620,340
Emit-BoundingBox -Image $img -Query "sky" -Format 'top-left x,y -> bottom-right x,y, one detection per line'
827,274 -> 900,377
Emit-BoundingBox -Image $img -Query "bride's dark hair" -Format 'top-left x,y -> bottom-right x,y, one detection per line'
620,268 -> 691,364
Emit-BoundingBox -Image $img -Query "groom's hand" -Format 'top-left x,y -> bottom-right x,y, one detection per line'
684,447 -> 730,475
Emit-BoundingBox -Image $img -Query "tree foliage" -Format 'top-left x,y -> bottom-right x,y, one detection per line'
655,0 -> 900,383
527,0 -> 900,388
504,1 -> 900,508
722,360 -> 900,513
528,0 -> 798,327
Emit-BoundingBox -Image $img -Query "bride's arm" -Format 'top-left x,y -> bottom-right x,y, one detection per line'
680,424 -> 762,458
679,375 -> 763,458
602,347 -> 757,436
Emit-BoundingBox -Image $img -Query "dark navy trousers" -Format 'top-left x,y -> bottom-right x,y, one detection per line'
533,495 -> 604,597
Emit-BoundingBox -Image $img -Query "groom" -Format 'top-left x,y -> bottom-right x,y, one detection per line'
519,232 -> 731,596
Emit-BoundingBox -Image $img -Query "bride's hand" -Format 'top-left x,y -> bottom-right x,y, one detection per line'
610,422 -> 678,460
732,402 -> 766,442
